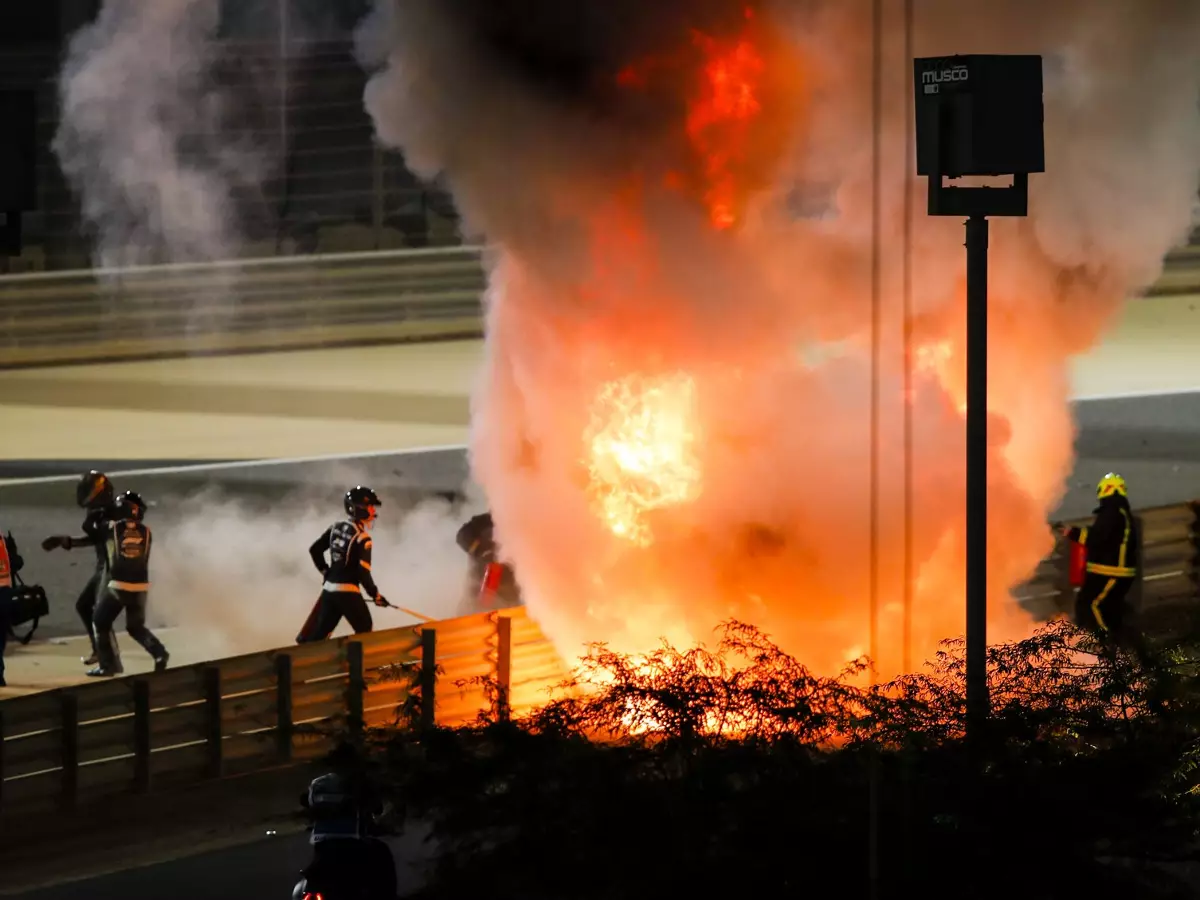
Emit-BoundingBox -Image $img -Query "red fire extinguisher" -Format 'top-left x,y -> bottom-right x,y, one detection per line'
478,561 -> 505,608
1068,540 -> 1087,588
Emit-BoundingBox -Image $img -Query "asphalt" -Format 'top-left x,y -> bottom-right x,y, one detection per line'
1,392 -> 1199,639
9,829 -> 437,900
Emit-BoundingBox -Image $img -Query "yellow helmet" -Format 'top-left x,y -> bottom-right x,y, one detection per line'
1096,472 -> 1127,499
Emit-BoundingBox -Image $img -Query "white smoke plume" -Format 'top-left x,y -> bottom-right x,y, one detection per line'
358,0 -> 1200,677
146,483 -> 483,659
54,0 -> 261,268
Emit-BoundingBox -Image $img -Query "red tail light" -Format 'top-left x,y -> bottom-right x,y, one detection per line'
302,893 -> 324,900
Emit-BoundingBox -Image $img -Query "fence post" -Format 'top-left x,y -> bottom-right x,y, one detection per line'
275,654 -> 293,762
347,641 -> 365,738
203,667 -> 223,779
133,679 -> 152,793
1190,501 -> 1200,601
420,628 -> 437,731
60,693 -> 79,811
496,615 -> 512,722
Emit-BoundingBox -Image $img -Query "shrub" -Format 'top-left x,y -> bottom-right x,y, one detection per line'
357,620 -> 1200,900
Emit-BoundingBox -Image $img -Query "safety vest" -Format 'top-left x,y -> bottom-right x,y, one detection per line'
0,536 -> 11,588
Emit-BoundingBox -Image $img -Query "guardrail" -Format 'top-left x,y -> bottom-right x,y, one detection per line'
1,502 -> 1197,821
3,241 -> 1200,368
0,245 -> 486,368
0,606 -> 567,821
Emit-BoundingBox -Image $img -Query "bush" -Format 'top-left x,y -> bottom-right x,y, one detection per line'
358,620 -> 1200,900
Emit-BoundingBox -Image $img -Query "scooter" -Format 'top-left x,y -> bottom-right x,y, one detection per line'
292,837 -> 397,899
292,774 -> 398,900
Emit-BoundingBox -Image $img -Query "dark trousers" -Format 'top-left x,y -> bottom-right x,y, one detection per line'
76,569 -> 104,654
1075,573 -> 1134,636
296,590 -> 373,643
0,586 -> 10,685
95,589 -> 167,673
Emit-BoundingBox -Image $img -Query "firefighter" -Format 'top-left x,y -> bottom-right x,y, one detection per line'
456,510 -> 521,609
1061,472 -> 1140,639
0,530 -> 25,687
89,491 -> 169,677
42,470 -> 119,666
296,486 -> 389,643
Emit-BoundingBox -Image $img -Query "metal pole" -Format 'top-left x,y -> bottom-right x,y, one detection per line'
965,214 -> 990,733
277,0 -> 289,253
867,2 -> 883,895
279,0 -> 289,160
901,0 -> 915,677
372,143 -> 385,249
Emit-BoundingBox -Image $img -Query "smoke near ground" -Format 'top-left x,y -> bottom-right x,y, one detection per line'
359,0 -> 1200,676
148,480 -> 483,658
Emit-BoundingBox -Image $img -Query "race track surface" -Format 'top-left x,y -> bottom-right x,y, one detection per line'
10,830 -> 436,900
0,391 -> 1197,641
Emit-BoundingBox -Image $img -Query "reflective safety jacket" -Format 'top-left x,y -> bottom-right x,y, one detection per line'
1067,496 -> 1139,579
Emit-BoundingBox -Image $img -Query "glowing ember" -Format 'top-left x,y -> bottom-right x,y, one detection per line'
583,372 -> 703,547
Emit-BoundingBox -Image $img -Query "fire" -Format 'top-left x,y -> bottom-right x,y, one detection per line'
687,26 -> 765,229
613,6 -> 788,231
583,372 -> 703,547
914,339 -> 968,414
453,1 -> 1060,691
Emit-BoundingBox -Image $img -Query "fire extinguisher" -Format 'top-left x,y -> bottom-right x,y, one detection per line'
478,561 -> 505,608
1068,540 -> 1087,588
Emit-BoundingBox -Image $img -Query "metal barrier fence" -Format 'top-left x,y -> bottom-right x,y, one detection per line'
1,501 -> 1197,821
7,241 -> 1200,367
0,606 -> 566,821
0,245 -> 486,367
3,242 -> 1200,368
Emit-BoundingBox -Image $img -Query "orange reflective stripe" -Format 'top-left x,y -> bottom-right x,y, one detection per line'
0,537 -> 11,588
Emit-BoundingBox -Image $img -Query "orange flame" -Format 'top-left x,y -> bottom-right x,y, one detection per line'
612,5 -> 800,231
686,27 -> 766,229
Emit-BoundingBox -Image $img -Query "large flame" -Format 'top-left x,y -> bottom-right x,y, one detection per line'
585,372 -> 702,548
362,0 -> 1200,680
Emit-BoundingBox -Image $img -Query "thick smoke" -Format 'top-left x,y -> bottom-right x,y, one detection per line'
145,481 -> 484,658
55,0 -> 253,268
358,0 -> 1200,676
53,0 -> 349,270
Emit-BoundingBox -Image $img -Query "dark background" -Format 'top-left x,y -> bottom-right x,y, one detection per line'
0,0 -> 460,271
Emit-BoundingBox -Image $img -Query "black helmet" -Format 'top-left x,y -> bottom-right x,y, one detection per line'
344,486 -> 382,522
113,490 -> 146,522
76,470 -> 114,509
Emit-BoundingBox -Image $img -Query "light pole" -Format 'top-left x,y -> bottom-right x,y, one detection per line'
912,54 -> 1045,737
